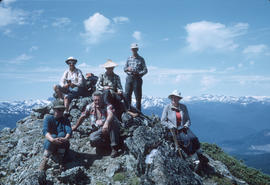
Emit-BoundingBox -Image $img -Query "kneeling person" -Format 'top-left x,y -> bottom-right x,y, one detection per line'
72,91 -> 120,158
39,100 -> 72,172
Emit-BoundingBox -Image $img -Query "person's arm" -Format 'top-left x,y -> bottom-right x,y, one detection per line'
72,114 -> 87,131
183,104 -> 191,128
60,71 -> 68,87
43,116 -> 62,144
102,105 -> 114,133
161,105 -> 175,129
138,58 -> 148,77
116,75 -> 123,94
124,59 -> 129,73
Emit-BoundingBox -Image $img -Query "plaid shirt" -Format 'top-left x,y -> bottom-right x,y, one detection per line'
82,103 -> 114,127
124,55 -> 148,77
96,72 -> 123,93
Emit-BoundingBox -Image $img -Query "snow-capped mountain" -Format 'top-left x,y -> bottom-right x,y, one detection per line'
0,99 -> 51,114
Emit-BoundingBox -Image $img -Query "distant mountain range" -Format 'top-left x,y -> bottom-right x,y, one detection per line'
1,94 -> 270,174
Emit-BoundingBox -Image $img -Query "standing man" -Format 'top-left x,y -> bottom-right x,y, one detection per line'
96,59 -> 125,120
39,100 -> 72,173
72,91 -> 120,158
124,43 -> 148,111
54,57 -> 84,114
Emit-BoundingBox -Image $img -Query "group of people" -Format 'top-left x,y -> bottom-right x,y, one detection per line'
38,43 -> 208,175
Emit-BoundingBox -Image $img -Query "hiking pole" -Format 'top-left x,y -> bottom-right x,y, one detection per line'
169,128 -> 184,159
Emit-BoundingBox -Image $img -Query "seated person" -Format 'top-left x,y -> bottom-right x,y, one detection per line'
161,90 -> 209,165
72,91 -> 120,158
39,100 -> 72,173
96,59 -> 126,120
54,57 -> 84,114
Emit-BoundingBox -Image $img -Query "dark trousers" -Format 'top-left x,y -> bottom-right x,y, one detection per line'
125,75 -> 143,111
90,120 -> 120,148
176,129 -> 200,155
103,90 -> 127,120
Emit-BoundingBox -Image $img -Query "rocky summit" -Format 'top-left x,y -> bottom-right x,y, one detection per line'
0,96 -> 248,185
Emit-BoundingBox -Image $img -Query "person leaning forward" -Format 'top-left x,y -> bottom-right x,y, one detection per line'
161,90 -> 209,167
38,100 -> 72,174
54,57 -> 84,114
124,43 -> 148,111
72,91 -> 120,158
96,59 -> 127,120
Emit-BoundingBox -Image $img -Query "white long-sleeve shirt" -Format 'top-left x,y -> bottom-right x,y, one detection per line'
60,68 -> 84,87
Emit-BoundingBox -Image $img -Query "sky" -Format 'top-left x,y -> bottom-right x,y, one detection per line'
1,0 -> 270,101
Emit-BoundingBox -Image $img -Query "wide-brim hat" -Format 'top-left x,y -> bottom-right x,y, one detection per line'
103,59 -> 118,68
168,90 -> 183,99
52,100 -> 66,109
65,57 -> 77,65
130,43 -> 139,49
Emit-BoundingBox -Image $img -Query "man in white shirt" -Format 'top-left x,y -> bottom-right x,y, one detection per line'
54,57 -> 84,114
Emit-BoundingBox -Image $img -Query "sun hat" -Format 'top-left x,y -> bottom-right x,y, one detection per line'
52,99 -> 66,109
65,57 -> 77,65
103,59 -> 118,68
168,90 -> 183,99
130,43 -> 139,49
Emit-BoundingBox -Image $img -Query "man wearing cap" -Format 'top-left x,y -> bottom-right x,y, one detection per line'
72,91 -> 120,158
54,57 -> 84,114
124,43 -> 148,111
96,59 -> 125,120
39,100 -> 72,173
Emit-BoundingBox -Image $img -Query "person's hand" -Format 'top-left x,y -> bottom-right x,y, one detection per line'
127,67 -> 133,72
70,83 -> 76,88
182,127 -> 188,134
102,123 -> 109,134
51,138 -> 62,145
59,137 -> 68,143
72,125 -> 77,131
104,86 -> 111,90
117,91 -> 123,95
96,119 -> 104,126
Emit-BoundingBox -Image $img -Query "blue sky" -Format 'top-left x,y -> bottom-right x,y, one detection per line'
1,0 -> 270,100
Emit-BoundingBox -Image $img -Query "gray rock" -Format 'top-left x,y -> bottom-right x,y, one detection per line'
105,161 -> 121,177
58,166 -> 90,184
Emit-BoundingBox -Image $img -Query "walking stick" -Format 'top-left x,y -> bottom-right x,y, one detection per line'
170,128 -> 184,159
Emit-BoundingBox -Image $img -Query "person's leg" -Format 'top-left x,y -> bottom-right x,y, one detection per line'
40,134 -> 57,171
89,128 -> 106,148
109,120 -> 120,157
125,76 -> 133,110
133,77 -> 142,111
54,85 -> 68,99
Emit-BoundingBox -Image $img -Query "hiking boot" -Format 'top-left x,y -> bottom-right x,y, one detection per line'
197,153 -> 209,164
39,157 -> 49,172
111,148 -> 118,158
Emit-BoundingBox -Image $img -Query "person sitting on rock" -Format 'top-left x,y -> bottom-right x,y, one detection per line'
161,90 -> 209,167
39,99 -> 72,173
54,57 -> 84,114
96,59 -> 126,120
72,91 -> 120,158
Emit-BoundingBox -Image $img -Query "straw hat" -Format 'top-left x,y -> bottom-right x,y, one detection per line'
168,90 -> 183,99
103,59 -> 118,68
130,43 -> 139,49
65,57 -> 77,65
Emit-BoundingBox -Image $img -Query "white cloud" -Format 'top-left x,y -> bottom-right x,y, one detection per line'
243,44 -> 268,55
200,76 -> 218,89
82,12 -> 112,44
0,6 -> 27,27
9,54 -> 32,64
185,21 -> 248,51
132,31 -> 141,41
52,17 -> 71,27
113,16 -> 129,24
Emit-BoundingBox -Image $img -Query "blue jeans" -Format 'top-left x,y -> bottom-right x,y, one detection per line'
43,132 -> 70,153
57,85 -> 83,101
